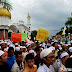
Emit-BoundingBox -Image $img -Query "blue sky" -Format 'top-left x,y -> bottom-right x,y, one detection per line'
8,0 -> 72,37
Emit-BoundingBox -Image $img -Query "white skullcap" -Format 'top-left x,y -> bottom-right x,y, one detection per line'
59,47 -> 62,50
39,44 -> 42,46
71,40 -> 72,43
69,47 -> 72,52
27,44 -> 31,47
60,52 -> 68,58
29,50 -> 34,53
49,46 -> 55,51
0,50 -> 4,56
9,44 -> 14,47
66,44 -> 68,46
15,43 -> 18,45
51,42 -> 54,45
21,46 -> 26,49
15,47 -> 20,51
54,40 -> 58,42
7,42 -> 10,45
40,48 -> 52,59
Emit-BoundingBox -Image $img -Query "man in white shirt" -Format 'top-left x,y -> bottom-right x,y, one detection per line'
37,48 -> 55,72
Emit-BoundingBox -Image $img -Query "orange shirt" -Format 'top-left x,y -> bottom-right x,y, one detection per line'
23,65 -> 37,72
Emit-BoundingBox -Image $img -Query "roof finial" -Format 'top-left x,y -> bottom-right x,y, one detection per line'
27,12 -> 31,18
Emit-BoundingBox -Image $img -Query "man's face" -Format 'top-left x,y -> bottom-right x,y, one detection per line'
62,55 -> 69,63
1,43 -> 6,49
1,53 -> 7,62
44,52 -> 55,65
9,50 -> 14,57
16,54 -> 22,63
27,59 -> 34,68
54,43 -> 58,49
28,46 -> 32,51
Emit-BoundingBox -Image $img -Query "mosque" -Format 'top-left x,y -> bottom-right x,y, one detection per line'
0,0 -> 31,40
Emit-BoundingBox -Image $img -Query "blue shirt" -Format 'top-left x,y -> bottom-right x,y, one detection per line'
7,55 -> 16,70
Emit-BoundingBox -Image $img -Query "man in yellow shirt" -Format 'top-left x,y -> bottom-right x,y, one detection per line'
23,53 -> 37,72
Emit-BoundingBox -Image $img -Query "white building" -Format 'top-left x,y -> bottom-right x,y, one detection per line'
0,1 -> 31,40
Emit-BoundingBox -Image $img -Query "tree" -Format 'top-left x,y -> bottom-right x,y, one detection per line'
31,30 -> 37,41
65,17 -> 72,27
0,0 -> 12,10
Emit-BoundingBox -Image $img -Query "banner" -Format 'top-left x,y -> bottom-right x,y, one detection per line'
25,39 -> 32,44
36,29 -> 49,41
11,33 -> 22,42
21,33 -> 28,40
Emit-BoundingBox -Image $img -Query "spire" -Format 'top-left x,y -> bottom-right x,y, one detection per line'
3,0 -> 6,8
27,12 -> 31,18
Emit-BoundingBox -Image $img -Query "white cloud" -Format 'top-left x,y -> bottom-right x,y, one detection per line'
9,0 -> 72,37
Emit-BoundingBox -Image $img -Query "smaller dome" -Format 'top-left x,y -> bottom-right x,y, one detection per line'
0,8 -> 11,19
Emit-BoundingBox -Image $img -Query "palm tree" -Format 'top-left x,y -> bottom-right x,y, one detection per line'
65,17 -> 72,27
0,0 -> 12,10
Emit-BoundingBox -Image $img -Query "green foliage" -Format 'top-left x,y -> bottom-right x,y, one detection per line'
65,17 -> 72,26
0,0 -> 12,10
31,30 -> 37,41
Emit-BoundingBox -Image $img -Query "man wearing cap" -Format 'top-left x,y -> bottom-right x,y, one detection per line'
0,50 -> 10,72
58,52 -> 69,72
1,42 -> 8,56
37,48 -> 55,72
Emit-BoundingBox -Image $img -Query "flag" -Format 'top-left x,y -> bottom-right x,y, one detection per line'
62,26 -> 67,35
11,33 -> 22,42
2,33 -> 5,41
21,33 -> 28,40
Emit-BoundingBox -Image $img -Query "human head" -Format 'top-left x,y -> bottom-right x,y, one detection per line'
25,53 -> 34,68
0,50 -> 7,64
1,43 -> 7,50
40,49 -> 55,67
52,42 -> 58,50
29,50 -> 35,56
8,47 -> 14,57
60,52 -> 69,65
35,46 -> 42,57
16,51 -> 22,64
27,44 -> 32,52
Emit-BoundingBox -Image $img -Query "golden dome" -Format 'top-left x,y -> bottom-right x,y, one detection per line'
0,8 -> 11,19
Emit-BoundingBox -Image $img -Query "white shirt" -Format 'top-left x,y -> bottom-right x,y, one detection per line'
37,64 -> 52,72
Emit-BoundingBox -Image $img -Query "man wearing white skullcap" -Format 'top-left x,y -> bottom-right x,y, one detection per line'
37,48 -> 55,72
29,50 -> 36,57
0,50 -> 10,72
58,52 -> 69,72
68,47 -> 72,57
49,46 -> 55,54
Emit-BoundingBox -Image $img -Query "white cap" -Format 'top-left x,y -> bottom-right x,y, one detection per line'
7,42 -> 10,45
27,44 -> 31,47
71,40 -> 72,43
0,50 -> 4,56
20,46 -> 26,49
69,47 -> 72,52
60,52 -> 68,58
40,49 -> 52,59
15,43 -> 18,45
39,44 -> 42,46
49,46 -> 55,51
15,47 -> 20,51
29,50 -> 34,53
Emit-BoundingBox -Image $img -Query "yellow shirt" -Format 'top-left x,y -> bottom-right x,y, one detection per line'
23,65 -> 37,72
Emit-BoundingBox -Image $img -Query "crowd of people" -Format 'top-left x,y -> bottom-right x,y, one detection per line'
0,34 -> 72,72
